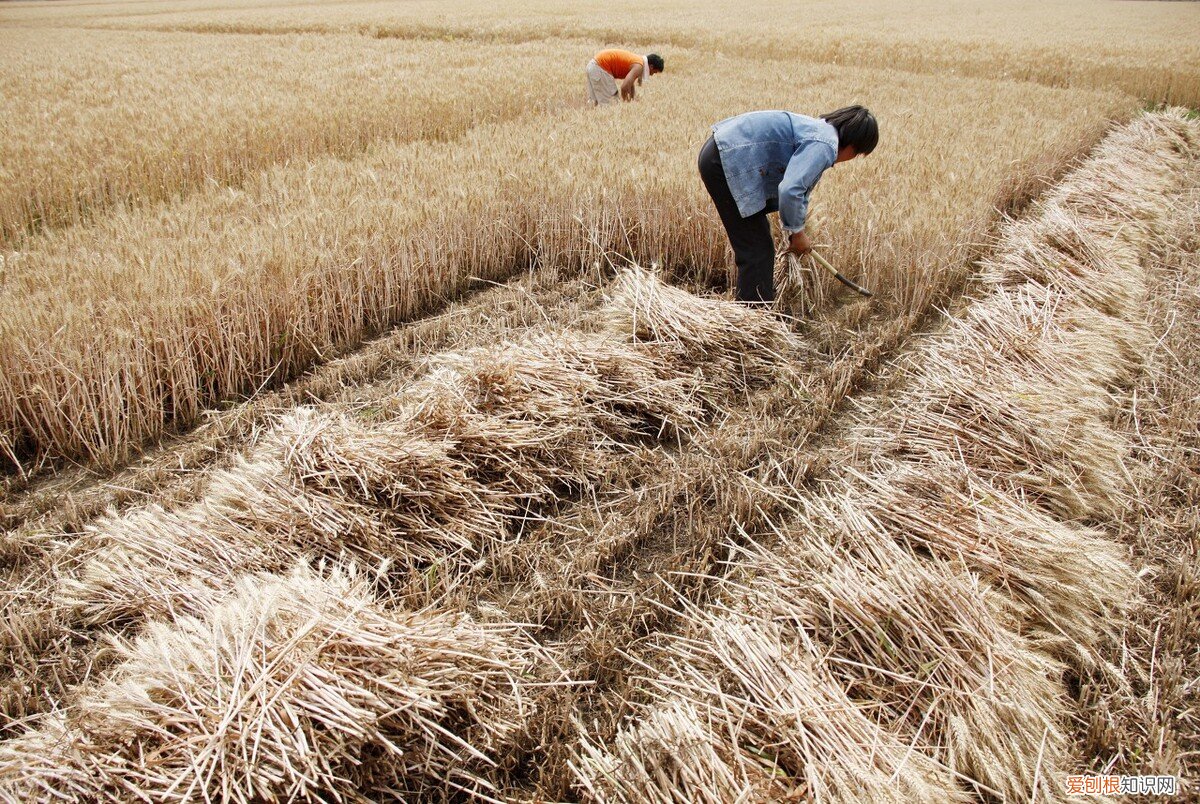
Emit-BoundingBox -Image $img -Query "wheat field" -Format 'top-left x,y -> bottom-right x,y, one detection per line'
0,39 -> 1135,468
0,28 -> 587,241
2,0 -> 1199,800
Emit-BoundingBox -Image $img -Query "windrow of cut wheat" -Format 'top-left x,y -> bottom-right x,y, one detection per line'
0,48 -> 1131,471
0,240 -> 817,800
573,109 -> 1197,803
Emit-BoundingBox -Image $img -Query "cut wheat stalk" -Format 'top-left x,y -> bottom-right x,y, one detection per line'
5,564 -> 533,803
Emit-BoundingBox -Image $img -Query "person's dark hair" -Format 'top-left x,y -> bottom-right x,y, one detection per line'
820,105 -> 878,155
647,53 -> 664,72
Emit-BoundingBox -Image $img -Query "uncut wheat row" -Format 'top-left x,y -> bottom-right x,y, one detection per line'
0,48 -> 1131,471
0,29 -> 587,243
64,0 -> 1200,106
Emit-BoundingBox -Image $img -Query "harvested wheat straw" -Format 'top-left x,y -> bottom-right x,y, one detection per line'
39,279 -> 773,798
579,608 -> 968,803
980,208 -> 1146,319
849,295 -> 1142,528
864,360 -> 1130,521
272,407 -> 501,564
55,452 -> 397,626
801,112 -> 1192,793
570,111 -> 1197,803
56,501 -> 284,626
949,287 -> 1145,397
602,265 -> 806,392
846,462 -> 1133,664
392,332 -> 696,498
60,322 -> 710,622
0,715 -> 96,803
737,507 -> 1069,802
5,564 -> 530,803
574,698 -> 779,804
407,330 -> 706,439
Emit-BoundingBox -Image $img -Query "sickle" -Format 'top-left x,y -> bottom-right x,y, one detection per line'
810,251 -> 874,298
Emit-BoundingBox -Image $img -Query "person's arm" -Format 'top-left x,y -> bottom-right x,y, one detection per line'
620,63 -> 644,100
779,142 -> 836,254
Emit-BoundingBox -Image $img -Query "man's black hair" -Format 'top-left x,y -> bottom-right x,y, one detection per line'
820,105 -> 878,155
647,53 -> 664,72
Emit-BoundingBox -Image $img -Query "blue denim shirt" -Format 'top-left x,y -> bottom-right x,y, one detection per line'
711,111 -> 838,234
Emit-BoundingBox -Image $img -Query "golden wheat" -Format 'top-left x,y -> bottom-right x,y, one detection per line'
3,108 -> 1194,796
0,47 -> 1132,469
0,29 -> 587,242
0,1 -> 1197,795
61,0 -> 1200,104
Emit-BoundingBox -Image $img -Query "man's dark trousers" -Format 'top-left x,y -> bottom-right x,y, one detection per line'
698,135 -> 775,304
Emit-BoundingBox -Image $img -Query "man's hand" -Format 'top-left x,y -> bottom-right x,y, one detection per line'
786,230 -> 813,256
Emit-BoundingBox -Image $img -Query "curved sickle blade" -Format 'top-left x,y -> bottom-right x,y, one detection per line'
810,251 -> 874,298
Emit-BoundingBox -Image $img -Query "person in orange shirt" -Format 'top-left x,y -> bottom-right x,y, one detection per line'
586,49 -> 664,106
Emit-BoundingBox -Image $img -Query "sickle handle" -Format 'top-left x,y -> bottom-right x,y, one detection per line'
810,251 -> 874,298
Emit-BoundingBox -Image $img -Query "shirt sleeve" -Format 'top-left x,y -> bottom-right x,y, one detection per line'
778,142 -> 836,234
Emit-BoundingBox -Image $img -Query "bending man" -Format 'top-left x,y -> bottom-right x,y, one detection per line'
586,49 -> 664,106
697,106 -> 878,304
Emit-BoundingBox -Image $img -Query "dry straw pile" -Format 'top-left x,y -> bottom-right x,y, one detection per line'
572,110 -> 1197,802
53,317 -> 708,628
1,255 -> 817,799
2,565 -> 531,802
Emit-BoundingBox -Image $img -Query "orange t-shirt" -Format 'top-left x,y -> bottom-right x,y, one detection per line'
594,49 -> 644,80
